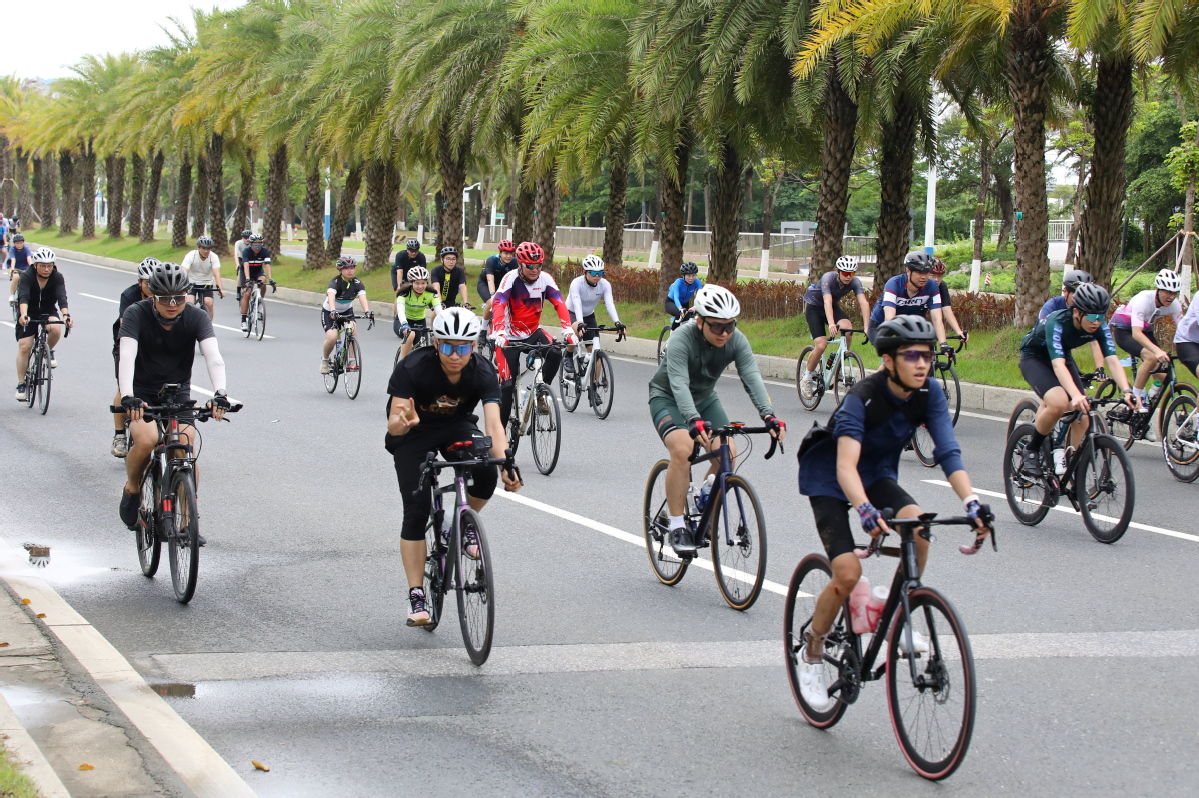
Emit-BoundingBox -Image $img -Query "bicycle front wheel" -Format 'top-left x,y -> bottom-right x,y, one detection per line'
255,301 -> 267,340
422,519 -> 447,632
1077,434 -> 1135,543
1003,423 -> 1055,526
886,586 -> 976,781
24,352 -> 38,409
530,382 -> 561,475
455,509 -> 495,665
323,348 -> 339,393
1161,393 -> 1199,482
939,363 -> 961,426
642,460 -> 688,585
709,475 -> 767,611
797,346 -> 823,411
243,301 -> 253,338
167,472 -> 200,604
832,350 -> 865,406
343,336 -> 362,400
591,351 -> 615,419
657,326 -> 671,364
784,553 -> 849,728
559,358 -> 581,412
911,425 -> 936,468
136,466 -> 161,577
36,346 -> 51,415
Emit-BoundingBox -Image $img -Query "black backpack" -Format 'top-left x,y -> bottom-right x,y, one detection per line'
796,370 -> 929,461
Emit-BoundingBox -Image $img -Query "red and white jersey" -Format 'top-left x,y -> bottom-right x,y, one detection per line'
489,269 -> 572,340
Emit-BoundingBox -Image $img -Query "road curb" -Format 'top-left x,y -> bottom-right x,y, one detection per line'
0,692 -> 72,798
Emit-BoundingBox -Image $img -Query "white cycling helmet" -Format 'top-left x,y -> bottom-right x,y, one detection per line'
581,254 -> 605,272
835,255 -> 859,273
407,265 -> 430,281
1155,268 -> 1182,292
432,307 -> 482,342
693,284 -> 741,319
29,247 -> 56,265
138,257 -> 161,280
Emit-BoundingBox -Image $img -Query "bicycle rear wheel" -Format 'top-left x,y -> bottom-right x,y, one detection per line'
797,346 -> 823,411
784,554 -> 849,728
343,336 -> 362,400
136,466 -> 161,577
938,363 -> 961,426
530,382 -> 561,475
455,509 -> 495,665
559,358 -> 581,412
886,587 -> 976,781
642,459 -> 689,585
1003,423 -> 1055,526
255,301 -> 267,340
1093,378 -> 1137,449
1160,381 -> 1198,439
657,326 -> 671,364
1006,398 -> 1040,442
911,425 -> 936,468
36,346 -> 51,415
167,472 -> 200,603
709,475 -> 767,611
1077,434 -> 1135,543
831,350 -> 865,406
591,351 -> 615,419
1161,393 -> 1199,482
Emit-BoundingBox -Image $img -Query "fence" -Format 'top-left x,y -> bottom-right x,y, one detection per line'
969,218 -> 1072,243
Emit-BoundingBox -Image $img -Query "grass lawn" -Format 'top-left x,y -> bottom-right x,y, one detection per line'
0,744 -> 45,798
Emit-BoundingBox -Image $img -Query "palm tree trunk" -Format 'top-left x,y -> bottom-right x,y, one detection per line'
30,158 -> 41,226
876,94 -> 920,283
264,144 -> 288,254
171,152 -> 192,249
192,154 -> 208,239
127,153 -> 144,239
659,137 -> 692,300
364,159 -> 400,274
14,151 -> 31,232
994,171 -> 1013,251
141,150 -> 164,244
326,163 -> 362,263
813,61 -> 859,275
40,156 -> 56,229
1007,13 -> 1054,327
708,140 -> 744,283
0,137 -> 12,214
106,155 -> 126,237
512,183 -> 535,244
79,143 -> 97,239
533,167 -> 560,267
1077,54 -> 1133,289
1065,152 -> 1086,266
603,147 -> 629,267
230,150 -> 254,245
303,164 -> 325,270
438,125 -> 467,256
973,139 -> 991,264
206,134 -> 228,256
57,152 -> 77,235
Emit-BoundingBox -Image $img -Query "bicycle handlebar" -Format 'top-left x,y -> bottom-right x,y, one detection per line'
584,325 -> 627,343
415,447 -> 520,495
855,506 -> 996,559
109,402 -> 243,422
332,310 -> 375,330
690,423 -> 783,460
945,334 -> 967,353
19,316 -> 71,338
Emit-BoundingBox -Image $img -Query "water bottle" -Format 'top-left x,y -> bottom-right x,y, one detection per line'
1148,378 -> 1163,404
696,474 -> 715,511
1052,447 -> 1068,476
850,577 -> 873,634
685,485 -> 699,516
866,585 -> 889,633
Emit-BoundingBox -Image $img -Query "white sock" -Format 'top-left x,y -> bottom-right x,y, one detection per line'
668,514 -> 684,530
1134,387 -> 1147,399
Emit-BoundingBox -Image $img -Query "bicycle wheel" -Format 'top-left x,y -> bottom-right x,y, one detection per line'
1077,434 -> 1135,543
911,425 -> 936,468
885,586 -> 976,781
797,346 -> 823,411
1003,423 -> 1055,526
530,382 -> 561,475
343,336 -> 362,400
559,358 -> 581,412
1161,393 -> 1199,482
421,518 -> 447,632
641,459 -> 688,585
324,343 -> 339,393
167,472 -> 200,604
1157,380 -> 1197,439
831,350 -> 865,407
657,325 -> 671,364
1006,398 -> 1041,441
455,508 -> 495,665
591,351 -> 615,419
938,363 -> 961,426
506,405 -> 521,458
709,475 -> 767,611
784,554 -> 849,728
243,298 -> 253,338
1093,378 -> 1136,449
255,301 -> 266,340
36,345 -> 51,415
136,466 -> 161,577
24,352 -> 38,409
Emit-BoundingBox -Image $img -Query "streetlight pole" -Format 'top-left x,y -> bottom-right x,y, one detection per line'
923,162 -> 937,255
323,167 -> 331,243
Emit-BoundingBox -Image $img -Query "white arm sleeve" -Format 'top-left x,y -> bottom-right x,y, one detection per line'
602,280 -> 619,323
198,337 -> 227,393
566,278 -> 582,319
118,337 -> 138,396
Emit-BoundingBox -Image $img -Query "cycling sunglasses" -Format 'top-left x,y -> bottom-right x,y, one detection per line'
437,341 -> 474,357
705,319 -> 737,336
586,270 -> 605,278
155,294 -> 188,306
897,350 -> 935,364
1083,313 -> 1104,322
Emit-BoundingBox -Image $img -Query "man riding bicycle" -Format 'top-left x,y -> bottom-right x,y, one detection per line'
233,230 -> 252,272
800,255 -> 870,399
1017,283 -> 1139,477
1109,269 -> 1184,409
110,259 -> 157,457
182,236 -> 225,320
6,234 -> 33,307
564,254 -> 624,374
929,257 -> 967,342
665,262 -> 703,327
386,307 -> 521,626
392,238 -> 427,293
477,239 -> 517,303
649,284 -> 785,557
321,256 -> 374,374
15,248 -> 72,401
239,234 -> 275,332
795,316 -> 990,711
1039,269 -> 1104,370
867,251 -> 949,351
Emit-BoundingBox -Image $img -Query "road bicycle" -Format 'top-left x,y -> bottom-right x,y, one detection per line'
559,325 -> 624,419
1003,395 -> 1135,543
414,438 -> 517,665
1006,367 -> 1109,441
1160,383 -> 1199,481
797,328 -> 867,410
393,322 -> 433,368
1093,352 -> 1197,448
111,388 -> 242,603
642,424 -> 779,611
324,311 -> 373,399
21,317 -> 68,415
910,334 -> 965,466
504,340 -> 563,475
241,272 -> 274,340
657,309 -> 695,364
785,508 -> 995,781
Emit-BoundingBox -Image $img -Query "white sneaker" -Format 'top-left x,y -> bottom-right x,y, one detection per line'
799,658 -> 833,711
897,628 -> 930,657
111,433 -> 128,458
240,320 -> 249,332
320,358 -> 332,374
15,383 -> 26,402
49,350 -> 57,369
800,372 -> 815,399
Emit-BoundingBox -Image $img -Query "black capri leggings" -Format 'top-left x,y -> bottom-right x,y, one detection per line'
499,328 -> 561,425
1177,341 -> 1199,380
665,298 -> 682,318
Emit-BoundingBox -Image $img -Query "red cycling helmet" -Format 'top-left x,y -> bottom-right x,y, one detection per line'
931,257 -> 946,276
498,239 -> 516,253
515,241 -> 545,266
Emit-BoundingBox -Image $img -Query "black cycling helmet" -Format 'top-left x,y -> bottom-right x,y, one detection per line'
241,229 -> 252,239
11,233 -> 24,243
873,316 -> 937,355
336,255 -> 356,269
406,238 -> 420,251
1062,269 -> 1094,292
249,233 -> 264,244
148,262 -> 191,296
439,246 -> 458,258
904,251 -> 936,273
1071,283 -> 1111,315
680,261 -> 699,275
197,235 -> 214,249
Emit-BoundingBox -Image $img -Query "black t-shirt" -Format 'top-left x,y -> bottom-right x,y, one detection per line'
431,264 -> 466,307
480,254 -> 515,290
16,268 -> 68,314
118,284 -> 144,317
392,251 -> 427,289
937,279 -> 952,308
241,246 -> 272,268
118,301 -> 215,392
385,347 -> 501,428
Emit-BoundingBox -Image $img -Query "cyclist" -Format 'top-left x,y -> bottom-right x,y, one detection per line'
1039,269 -> 1094,320
1109,268 -> 1184,409
392,238 -> 427,293
232,229 -> 252,273
930,257 -> 967,342
15,248 -> 72,400
0,215 -> 7,267
665,261 -> 703,327
6,234 -> 33,306
386,307 -> 522,626
649,284 -> 785,557
800,255 -> 870,399
867,251 -> 948,350
490,241 -> 575,424
795,316 -> 990,710
181,236 -> 225,320
477,239 -> 517,302
431,246 -> 468,308
395,265 -> 443,360
116,262 -> 231,534
110,259 -> 157,457
564,254 -> 624,375
321,255 -> 374,374
1017,283 -> 1139,477
1174,282 -> 1199,380
239,234 -> 275,332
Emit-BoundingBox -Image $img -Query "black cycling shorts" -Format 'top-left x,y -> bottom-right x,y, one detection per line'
809,479 -> 917,561
569,312 -> 598,342
1019,354 -> 1083,398
804,302 -> 849,340
191,285 -> 215,301
1176,341 -> 1199,379
1112,325 -> 1157,358
322,309 -> 357,332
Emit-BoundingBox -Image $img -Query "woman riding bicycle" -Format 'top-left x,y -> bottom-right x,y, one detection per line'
665,262 -> 703,326
1109,269 -> 1184,408
799,255 -> 870,400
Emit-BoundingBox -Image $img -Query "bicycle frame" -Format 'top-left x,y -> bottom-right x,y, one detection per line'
686,426 -> 779,547
510,342 -> 559,436
815,330 -> 861,391
573,325 -> 625,387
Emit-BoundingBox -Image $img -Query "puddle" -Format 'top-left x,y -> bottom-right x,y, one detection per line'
150,683 -> 196,698
4,543 -> 113,583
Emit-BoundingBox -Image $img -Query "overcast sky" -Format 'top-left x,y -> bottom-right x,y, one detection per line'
0,1 -> 246,80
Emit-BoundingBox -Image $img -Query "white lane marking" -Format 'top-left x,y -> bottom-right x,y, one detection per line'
922,479 -> 1199,543
212,322 -> 276,339
494,491 -> 789,597
0,693 -> 71,797
78,292 -> 277,339
0,321 -> 12,328
79,292 -> 117,303
0,540 -> 258,798
958,409 -> 1007,422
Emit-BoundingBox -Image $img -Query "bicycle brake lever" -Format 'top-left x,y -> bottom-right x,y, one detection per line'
765,436 -> 778,459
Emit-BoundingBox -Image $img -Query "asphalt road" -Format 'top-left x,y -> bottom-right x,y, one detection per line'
2,256 -> 1198,796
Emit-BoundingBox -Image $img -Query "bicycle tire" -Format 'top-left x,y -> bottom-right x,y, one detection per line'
1077,434 -> 1135,543
1006,398 -> 1041,442
243,297 -> 254,338
36,345 -> 51,415
1003,423 -> 1055,526
709,475 -> 767,611
455,508 -> 495,665
343,336 -> 362,400
167,471 -> 200,604
136,466 -> 161,577
559,357 -> 581,412
1161,393 -> 1199,482
832,350 -> 865,407
885,586 -> 976,781
531,383 -> 561,475
255,301 -> 266,340
506,407 -> 521,458
797,346 -> 823,411
420,516 -> 447,632
911,425 -> 936,468
1093,378 -> 1137,449
24,351 -> 38,409
784,553 -> 849,728
1158,380 -> 1198,440
591,351 -> 615,419
324,341 -> 340,393
940,363 -> 961,426
642,459 -> 689,585
657,325 -> 671,364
